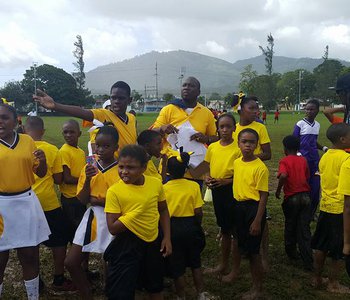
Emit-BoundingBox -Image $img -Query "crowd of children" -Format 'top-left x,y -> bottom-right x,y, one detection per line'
1,75 -> 350,300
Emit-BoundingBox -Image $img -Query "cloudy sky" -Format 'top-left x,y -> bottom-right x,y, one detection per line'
1,0 -> 350,87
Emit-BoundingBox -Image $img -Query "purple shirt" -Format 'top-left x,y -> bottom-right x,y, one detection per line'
292,118 -> 320,164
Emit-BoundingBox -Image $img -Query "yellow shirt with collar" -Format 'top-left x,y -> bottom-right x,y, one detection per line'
77,161 -> 120,201
204,140 -> 241,179
59,143 -> 86,198
233,157 -> 269,201
0,133 -> 38,193
105,175 -> 165,242
232,121 -> 270,155
152,102 -> 217,136
32,141 -> 62,211
144,159 -> 162,182
91,109 -> 137,149
164,178 -> 203,217
319,149 -> 350,214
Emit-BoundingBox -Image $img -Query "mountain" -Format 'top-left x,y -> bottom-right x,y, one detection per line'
85,50 -> 350,95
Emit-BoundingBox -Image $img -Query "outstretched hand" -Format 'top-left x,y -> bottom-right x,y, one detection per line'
33,89 -> 55,110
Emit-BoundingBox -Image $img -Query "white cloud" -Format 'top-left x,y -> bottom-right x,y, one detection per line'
0,22 -> 58,68
202,41 -> 228,55
321,24 -> 350,45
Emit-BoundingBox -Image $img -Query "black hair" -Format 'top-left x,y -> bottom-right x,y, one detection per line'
167,152 -> 191,179
216,113 -> 236,128
185,76 -> 201,90
282,135 -> 300,152
110,81 -> 131,97
96,125 -> 119,144
0,104 -> 17,120
240,96 -> 259,109
25,116 -> 44,131
119,144 -> 148,166
238,128 -> 259,142
137,130 -> 161,146
306,98 -> 320,110
326,123 -> 350,145
63,119 -> 80,130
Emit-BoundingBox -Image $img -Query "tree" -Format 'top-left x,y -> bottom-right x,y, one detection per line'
72,35 -> 85,90
163,93 -> 175,103
223,93 -> 234,108
131,90 -> 142,102
0,81 -> 28,109
209,93 -> 221,100
239,64 -> 258,95
313,59 -> 344,102
22,64 -> 93,106
259,33 -> 274,76
250,73 -> 281,109
322,45 -> 329,61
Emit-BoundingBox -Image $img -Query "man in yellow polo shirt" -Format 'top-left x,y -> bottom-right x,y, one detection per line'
152,77 -> 217,181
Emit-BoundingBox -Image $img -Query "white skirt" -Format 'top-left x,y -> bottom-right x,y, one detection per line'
0,189 -> 51,251
73,206 -> 114,253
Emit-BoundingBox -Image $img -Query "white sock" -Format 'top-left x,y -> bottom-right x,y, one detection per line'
0,282 -> 3,297
24,275 -> 39,300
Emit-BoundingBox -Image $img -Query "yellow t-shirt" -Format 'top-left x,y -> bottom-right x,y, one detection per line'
59,143 -> 86,198
144,159 -> 162,181
164,178 -> 203,217
338,158 -> 350,198
233,157 -> 269,201
77,161 -> 120,201
0,133 -> 38,193
105,175 -> 165,242
319,149 -> 350,214
91,109 -> 137,149
232,121 -> 271,155
204,140 -> 241,178
32,141 -> 62,211
152,102 -> 217,137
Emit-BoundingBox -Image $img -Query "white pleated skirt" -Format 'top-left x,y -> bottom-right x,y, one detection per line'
73,206 -> 114,253
0,189 -> 51,251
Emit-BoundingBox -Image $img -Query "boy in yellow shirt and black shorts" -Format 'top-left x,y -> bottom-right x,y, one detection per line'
24,116 -> 73,292
104,145 -> 171,299
312,123 -> 350,293
59,120 -> 86,242
233,128 -> 269,299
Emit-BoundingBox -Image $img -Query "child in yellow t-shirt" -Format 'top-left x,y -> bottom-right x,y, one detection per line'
313,123 -> 350,293
104,145 -> 171,299
190,113 -> 241,282
137,129 -> 164,182
164,151 -> 206,299
59,119 -> 86,242
233,128 -> 269,299
24,116 -> 74,292
64,126 -> 120,299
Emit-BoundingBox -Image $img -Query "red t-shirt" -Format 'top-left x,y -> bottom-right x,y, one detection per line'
278,155 -> 310,199
274,111 -> 280,118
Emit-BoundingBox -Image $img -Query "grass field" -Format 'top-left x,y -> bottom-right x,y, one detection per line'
3,111 -> 350,299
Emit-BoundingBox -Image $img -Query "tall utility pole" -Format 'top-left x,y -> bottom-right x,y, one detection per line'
33,62 -> 38,113
154,62 -> 159,108
178,66 -> 186,87
298,70 -> 303,110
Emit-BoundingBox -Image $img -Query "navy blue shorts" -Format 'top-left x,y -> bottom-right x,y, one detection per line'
234,200 -> 266,255
104,230 -> 164,299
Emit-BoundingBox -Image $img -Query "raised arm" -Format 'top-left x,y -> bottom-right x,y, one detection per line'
33,89 -> 94,121
323,106 -> 345,123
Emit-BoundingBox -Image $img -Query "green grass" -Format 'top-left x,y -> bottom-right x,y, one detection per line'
3,112 -> 349,299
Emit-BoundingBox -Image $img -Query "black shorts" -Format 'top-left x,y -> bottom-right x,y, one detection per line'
42,207 -> 70,247
311,211 -> 343,260
211,184 -> 235,234
104,230 -> 164,299
61,195 -> 86,242
166,217 -> 205,279
234,200 -> 266,255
